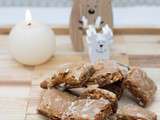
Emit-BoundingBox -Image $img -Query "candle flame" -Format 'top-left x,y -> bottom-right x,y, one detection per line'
25,9 -> 32,25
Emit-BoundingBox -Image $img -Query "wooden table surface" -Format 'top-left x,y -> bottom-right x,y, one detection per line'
0,34 -> 160,120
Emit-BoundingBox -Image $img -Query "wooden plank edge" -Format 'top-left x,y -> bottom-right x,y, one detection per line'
0,80 -> 31,86
129,54 -> 160,68
114,27 -> 160,35
1,25 -> 160,35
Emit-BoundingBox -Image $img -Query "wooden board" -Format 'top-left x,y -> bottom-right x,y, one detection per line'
0,98 -> 28,120
2,25 -> 160,35
0,34 -> 159,85
0,34 -> 159,120
129,55 -> 160,68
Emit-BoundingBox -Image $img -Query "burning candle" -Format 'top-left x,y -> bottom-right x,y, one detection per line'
9,9 -> 56,66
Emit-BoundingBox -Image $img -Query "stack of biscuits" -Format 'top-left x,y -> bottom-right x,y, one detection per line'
38,61 -> 157,120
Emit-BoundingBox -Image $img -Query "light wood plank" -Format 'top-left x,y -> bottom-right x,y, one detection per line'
0,33 -> 159,119
25,115 -> 47,120
129,55 -> 160,67
2,25 -> 160,35
26,86 -> 44,115
0,34 -> 159,85
0,98 -> 28,120
0,85 -> 30,98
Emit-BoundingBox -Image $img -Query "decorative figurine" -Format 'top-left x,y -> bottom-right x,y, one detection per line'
86,24 -> 113,64
70,0 -> 113,51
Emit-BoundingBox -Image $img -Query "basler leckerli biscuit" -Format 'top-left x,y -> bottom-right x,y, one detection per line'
124,67 -> 157,107
38,62 -> 157,120
37,88 -> 77,119
115,104 -> 157,120
62,98 -> 113,120
40,62 -> 95,89
79,88 -> 118,114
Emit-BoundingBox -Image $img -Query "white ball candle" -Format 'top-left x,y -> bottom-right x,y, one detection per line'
9,9 -> 56,66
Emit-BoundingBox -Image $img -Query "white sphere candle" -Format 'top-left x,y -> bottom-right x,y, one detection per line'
9,9 -> 55,66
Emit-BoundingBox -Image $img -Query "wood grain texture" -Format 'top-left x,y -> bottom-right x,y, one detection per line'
0,35 -> 159,85
129,55 -> 160,68
70,0 -> 84,51
0,34 -> 159,119
26,86 -> 44,115
2,25 -> 160,35
0,98 -> 28,120
114,27 -> 160,35
0,49 -> 34,85
25,115 -> 47,120
0,34 -> 159,85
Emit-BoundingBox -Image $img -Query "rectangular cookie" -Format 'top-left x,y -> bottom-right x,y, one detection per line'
79,88 -> 118,113
40,62 -> 95,89
90,61 -> 124,87
116,104 -> 157,120
124,67 -> 157,107
62,98 -> 113,120
37,88 -> 77,119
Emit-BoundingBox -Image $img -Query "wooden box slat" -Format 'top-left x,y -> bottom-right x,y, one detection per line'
129,55 -> 160,68
2,25 -> 160,35
26,86 -> 43,115
25,115 -> 47,120
0,98 -> 28,120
